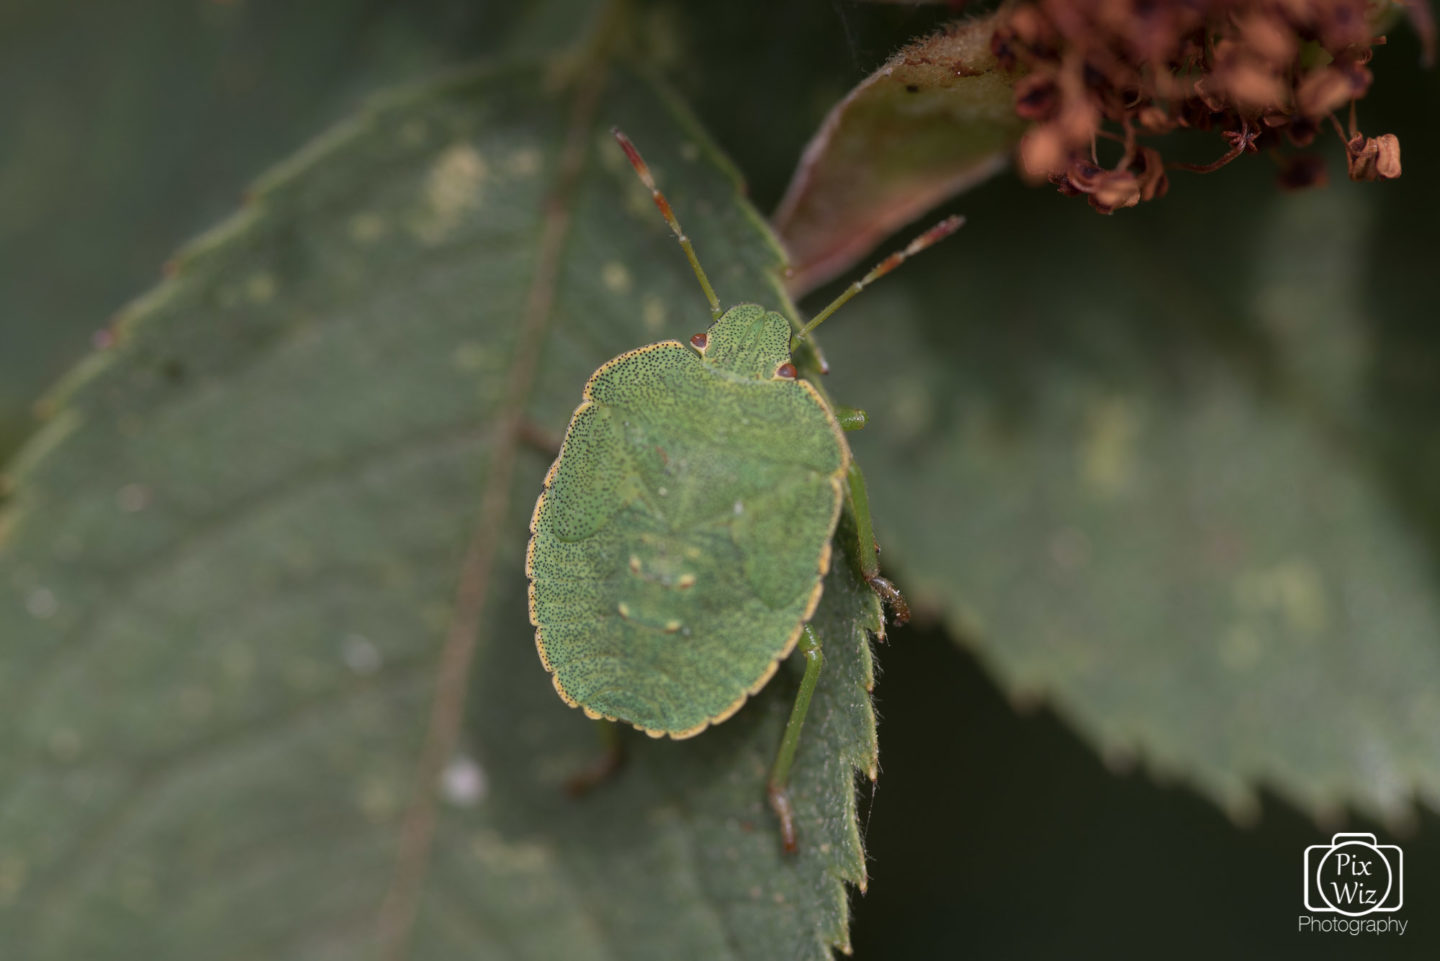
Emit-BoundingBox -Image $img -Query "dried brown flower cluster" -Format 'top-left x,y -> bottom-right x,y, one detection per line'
991,0 -> 1425,212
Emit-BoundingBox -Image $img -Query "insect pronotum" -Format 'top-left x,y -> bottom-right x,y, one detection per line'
526,128 -> 961,852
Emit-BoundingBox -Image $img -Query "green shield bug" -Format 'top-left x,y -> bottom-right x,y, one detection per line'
527,129 -> 960,852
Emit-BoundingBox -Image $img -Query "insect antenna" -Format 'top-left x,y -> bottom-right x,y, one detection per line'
612,128 -> 723,322
792,215 -> 965,349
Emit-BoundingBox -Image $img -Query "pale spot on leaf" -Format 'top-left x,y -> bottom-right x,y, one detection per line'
441,754 -> 488,807
342,633 -> 382,675
25,587 -> 57,619
1233,560 -> 1328,638
1081,396 -> 1140,496
889,381 -> 933,442
1219,623 -> 1262,671
0,856 -> 28,906
470,829 -> 550,870
412,143 -> 487,245
48,728 -> 81,761
349,212 -> 386,244
358,778 -> 400,823
601,261 -> 632,295
642,293 -> 666,333
507,147 -> 542,177
452,341 -> 497,372
245,271 -> 277,303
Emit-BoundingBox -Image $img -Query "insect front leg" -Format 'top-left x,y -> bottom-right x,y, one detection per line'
767,623 -> 824,854
844,460 -> 911,625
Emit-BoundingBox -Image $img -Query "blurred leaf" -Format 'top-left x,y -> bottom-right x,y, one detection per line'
0,62 -> 879,959
818,136 -> 1440,822
774,15 -> 1022,295
0,0 -> 599,461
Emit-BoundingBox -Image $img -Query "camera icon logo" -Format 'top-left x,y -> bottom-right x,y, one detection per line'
1303,833 -> 1403,916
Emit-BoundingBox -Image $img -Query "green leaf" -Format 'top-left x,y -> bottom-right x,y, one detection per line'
774,15 -> 1023,295
820,157 -> 1440,822
0,61 -> 879,959
0,0 -> 588,460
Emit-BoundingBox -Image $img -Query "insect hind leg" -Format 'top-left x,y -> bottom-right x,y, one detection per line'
767,623 -> 824,854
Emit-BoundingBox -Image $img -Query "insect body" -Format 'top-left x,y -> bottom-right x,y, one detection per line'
527,130 -> 959,851
528,306 -> 848,737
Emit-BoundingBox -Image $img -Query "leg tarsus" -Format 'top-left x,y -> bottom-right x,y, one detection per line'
565,720 -> 626,797
767,624 -> 824,855
767,782 -> 798,855
866,574 -> 911,627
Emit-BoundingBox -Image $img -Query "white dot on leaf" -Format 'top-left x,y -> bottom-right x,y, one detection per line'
342,634 -> 382,675
442,755 -> 488,807
26,588 -> 57,619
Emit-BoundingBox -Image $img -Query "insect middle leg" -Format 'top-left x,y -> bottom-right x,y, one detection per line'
843,459 -> 910,625
767,623 -> 824,854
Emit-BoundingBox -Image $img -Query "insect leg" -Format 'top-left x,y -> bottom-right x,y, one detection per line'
767,623 -> 824,854
564,719 -> 627,797
844,461 -> 911,626
832,405 -> 868,432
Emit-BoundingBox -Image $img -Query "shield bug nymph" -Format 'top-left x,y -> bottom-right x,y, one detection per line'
527,129 -> 960,852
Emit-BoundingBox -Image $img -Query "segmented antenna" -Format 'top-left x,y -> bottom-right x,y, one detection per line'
612,128 -> 723,321
793,215 -> 965,348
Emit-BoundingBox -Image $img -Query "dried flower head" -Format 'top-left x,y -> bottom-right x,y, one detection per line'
991,0 -> 1431,211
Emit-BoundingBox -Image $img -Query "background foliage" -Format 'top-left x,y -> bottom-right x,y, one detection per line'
2,0 -> 1437,956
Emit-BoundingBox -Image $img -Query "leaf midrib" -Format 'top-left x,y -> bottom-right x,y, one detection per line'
373,43 -> 621,961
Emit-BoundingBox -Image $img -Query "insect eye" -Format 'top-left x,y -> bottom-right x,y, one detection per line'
776,362 -> 797,380
689,332 -> 708,350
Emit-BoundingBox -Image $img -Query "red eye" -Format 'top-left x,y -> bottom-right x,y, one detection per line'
776,363 -> 797,380
690,332 -> 708,350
